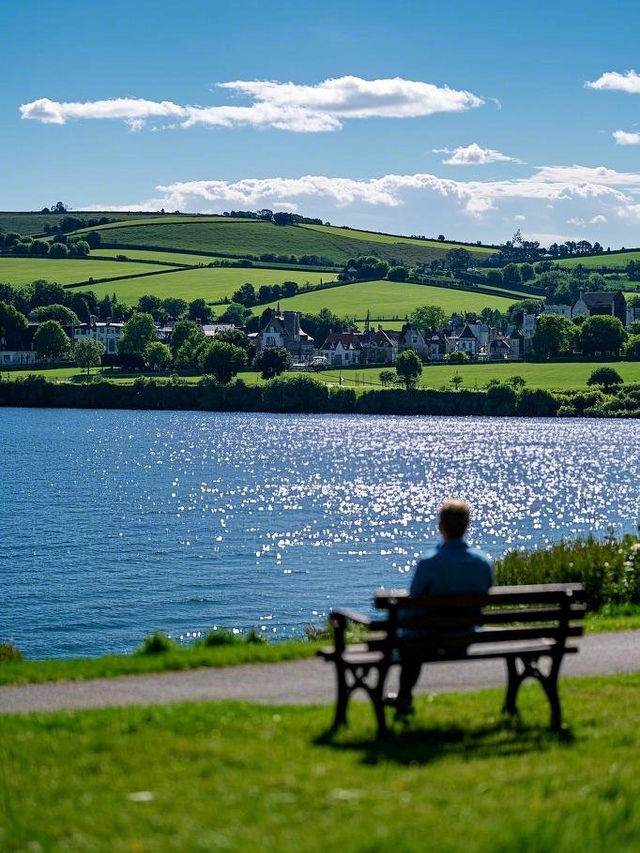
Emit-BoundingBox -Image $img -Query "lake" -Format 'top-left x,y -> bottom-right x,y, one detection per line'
1,408 -> 638,659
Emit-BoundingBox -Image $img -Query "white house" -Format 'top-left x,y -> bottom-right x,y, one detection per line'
1,350 -> 37,366
543,305 -> 572,319
72,321 -> 124,354
319,333 -> 363,366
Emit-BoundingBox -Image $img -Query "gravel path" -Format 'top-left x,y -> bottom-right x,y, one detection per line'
1,631 -> 638,715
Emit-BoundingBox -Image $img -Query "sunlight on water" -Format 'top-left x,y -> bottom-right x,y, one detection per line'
1,409 -> 638,658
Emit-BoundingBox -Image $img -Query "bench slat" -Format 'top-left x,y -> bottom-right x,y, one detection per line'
376,584 -> 585,610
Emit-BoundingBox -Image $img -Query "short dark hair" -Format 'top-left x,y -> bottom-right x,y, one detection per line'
439,500 -> 470,539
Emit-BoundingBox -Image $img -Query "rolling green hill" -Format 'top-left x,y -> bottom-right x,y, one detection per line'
0,257 -> 175,287
301,223 -> 495,253
73,266 -> 334,304
85,218 -> 495,267
0,211 -> 158,236
253,279 -> 525,319
556,250 -> 640,269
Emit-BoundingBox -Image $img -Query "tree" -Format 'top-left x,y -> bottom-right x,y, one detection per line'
253,346 -> 292,379
586,367 -> 624,392
29,240 -> 50,256
508,375 -> 527,391
502,263 -> 522,287
199,340 -> 247,384
395,348 -> 422,389
170,319 -> 205,357
580,315 -> 627,356
32,304 -> 79,326
188,298 -> 212,323
624,335 -> 640,360
409,305 -> 446,330
118,312 -> 157,356
48,242 -> 69,258
378,369 -> 395,388
162,297 -> 187,319
520,263 -> 535,282
232,283 -> 256,307
218,302 -> 249,325
137,294 -> 163,318
74,338 -> 105,379
445,248 -> 471,275
531,314 -> 575,358
144,341 -> 172,370
33,320 -> 70,360
84,231 -> 102,249
214,328 -> 254,358
450,372 -> 463,390
0,301 -> 28,348
447,351 -> 469,364
387,265 -> 409,282
486,269 -> 503,286
32,280 -> 66,308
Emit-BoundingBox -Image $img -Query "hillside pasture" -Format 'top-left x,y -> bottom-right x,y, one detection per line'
90,248 -> 219,266
254,280 -> 525,319
74,215 -> 249,234
83,220 -> 493,267
557,250 -> 640,269
301,223 -> 496,254
0,257 -> 174,287
75,266 -> 335,304
0,210 -> 152,236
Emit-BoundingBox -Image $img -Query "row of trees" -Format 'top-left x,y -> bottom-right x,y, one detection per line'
531,313 -> 638,358
0,232 -> 93,258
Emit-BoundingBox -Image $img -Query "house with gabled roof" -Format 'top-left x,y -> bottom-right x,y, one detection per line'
253,308 -> 315,360
397,323 -> 429,358
361,327 -> 398,364
572,291 -> 626,325
319,332 -> 363,366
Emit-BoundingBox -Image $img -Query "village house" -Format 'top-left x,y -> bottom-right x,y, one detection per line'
489,335 -> 511,359
508,328 -> 524,359
319,332 -> 362,366
73,320 -> 124,354
252,309 -> 315,360
397,323 -> 429,358
542,304 -> 572,319
426,332 -> 448,362
361,327 -> 398,364
571,290 -> 626,325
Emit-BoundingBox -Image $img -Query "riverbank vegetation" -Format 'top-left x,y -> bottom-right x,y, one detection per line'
1,674 -> 638,852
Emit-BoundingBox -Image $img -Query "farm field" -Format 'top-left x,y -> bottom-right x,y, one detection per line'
301,223 -> 496,254
6,360 -> 640,390
74,215 -> 248,233
1,676 -> 639,853
85,219 -> 491,266
0,210 -> 151,236
255,280 -> 525,318
77,266 -> 335,304
91,248 -> 222,266
557,250 -> 640,269
0,257 -> 174,287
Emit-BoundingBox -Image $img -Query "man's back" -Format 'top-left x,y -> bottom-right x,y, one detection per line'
410,538 -> 493,597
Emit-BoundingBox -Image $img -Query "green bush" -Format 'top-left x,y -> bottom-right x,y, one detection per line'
137,631 -> 176,655
262,374 -> 329,413
200,628 -> 266,646
0,641 -> 24,663
496,534 -> 640,611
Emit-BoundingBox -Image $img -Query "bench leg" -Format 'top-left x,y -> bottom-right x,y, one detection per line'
502,656 -> 524,718
502,654 -> 564,730
540,657 -> 562,730
370,664 -> 389,738
332,663 -> 350,729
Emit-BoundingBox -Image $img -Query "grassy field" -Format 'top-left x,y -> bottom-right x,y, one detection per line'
5,360 -> 640,390
74,215 -> 250,233
255,280 -> 529,318
300,224 -> 496,254
77,267 -> 335,304
91,248 -> 226,266
0,211 -> 152,236
557,250 -> 640,269
0,257 -> 175,287
1,674 -> 638,852
85,220 -> 492,267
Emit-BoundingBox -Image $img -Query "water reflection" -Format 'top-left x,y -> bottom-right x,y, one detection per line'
1,410 -> 638,658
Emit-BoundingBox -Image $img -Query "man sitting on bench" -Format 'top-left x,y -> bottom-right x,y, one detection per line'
391,499 -> 494,715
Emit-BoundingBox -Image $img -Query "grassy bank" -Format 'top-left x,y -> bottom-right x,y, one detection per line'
1,674 -> 638,852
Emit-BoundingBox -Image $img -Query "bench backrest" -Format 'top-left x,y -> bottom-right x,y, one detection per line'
370,584 -> 586,657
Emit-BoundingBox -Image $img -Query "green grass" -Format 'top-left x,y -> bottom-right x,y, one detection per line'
0,640 -> 322,687
75,266 -> 335,304
75,215 -> 248,233
1,674 -> 638,852
300,223 -> 496,254
5,361 -> 640,391
254,280 -> 522,318
313,361 -> 640,390
91,248 -> 232,266
557,250 -> 640,269
0,211 -> 151,236
0,257 -> 175,287
84,219 -> 494,267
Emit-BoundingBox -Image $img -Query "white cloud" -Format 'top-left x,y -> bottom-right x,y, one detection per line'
613,130 -> 640,145
567,217 -> 585,226
590,214 -> 607,224
20,76 -> 484,133
514,215 -> 526,221
433,142 -> 523,165
86,163 -> 640,222
586,70 -> 640,93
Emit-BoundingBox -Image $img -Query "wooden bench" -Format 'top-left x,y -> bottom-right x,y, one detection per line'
318,583 -> 586,736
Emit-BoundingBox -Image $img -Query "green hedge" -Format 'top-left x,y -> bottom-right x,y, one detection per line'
0,375 -> 638,418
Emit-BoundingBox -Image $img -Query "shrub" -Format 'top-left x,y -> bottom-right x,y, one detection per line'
202,629 -> 240,646
262,374 -> 329,413
137,631 -> 176,654
516,388 -> 559,417
0,641 -> 23,663
495,534 -> 639,611
587,367 -> 624,392
447,351 -> 469,364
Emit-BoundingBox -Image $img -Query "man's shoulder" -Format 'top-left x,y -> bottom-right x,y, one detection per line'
465,544 -> 494,567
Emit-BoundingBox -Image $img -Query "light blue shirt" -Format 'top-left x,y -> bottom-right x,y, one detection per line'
410,538 -> 494,597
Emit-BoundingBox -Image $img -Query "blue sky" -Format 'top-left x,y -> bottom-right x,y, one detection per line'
3,0 -> 640,246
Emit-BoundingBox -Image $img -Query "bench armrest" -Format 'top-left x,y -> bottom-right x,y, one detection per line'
331,607 -> 372,627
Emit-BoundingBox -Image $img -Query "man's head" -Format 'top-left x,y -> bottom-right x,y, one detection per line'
438,500 -> 470,541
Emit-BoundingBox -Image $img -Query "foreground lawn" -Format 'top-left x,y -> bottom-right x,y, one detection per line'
1,674 -> 638,852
